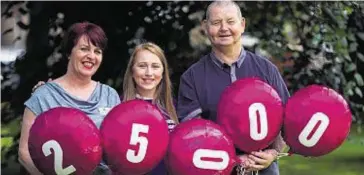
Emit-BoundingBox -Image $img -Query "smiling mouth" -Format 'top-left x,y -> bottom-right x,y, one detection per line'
142,79 -> 154,83
82,61 -> 94,69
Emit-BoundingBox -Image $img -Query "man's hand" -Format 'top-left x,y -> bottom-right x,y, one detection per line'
236,154 -> 255,174
246,149 -> 278,171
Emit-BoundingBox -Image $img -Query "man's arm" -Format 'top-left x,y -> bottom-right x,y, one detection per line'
268,65 -> 290,153
243,65 -> 290,171
269,134 -> 286,153
177,70 -> 202,122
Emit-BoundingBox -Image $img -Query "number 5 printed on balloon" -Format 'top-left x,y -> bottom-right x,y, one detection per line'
101,100 -> 170,174
42,140 -> 76,175
126,123 -> 150,163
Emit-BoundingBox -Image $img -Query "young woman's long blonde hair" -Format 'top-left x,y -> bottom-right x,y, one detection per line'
123,42 -> 179,124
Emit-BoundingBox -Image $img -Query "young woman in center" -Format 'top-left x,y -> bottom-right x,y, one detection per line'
122,42 -> 179,175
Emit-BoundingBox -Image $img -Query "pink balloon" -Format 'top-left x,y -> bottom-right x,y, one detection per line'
100,99 -> 169,175
29,107 -> 102,175
284,85 -> 352,157
217,77 -> 284,153
166,118 -> 237,175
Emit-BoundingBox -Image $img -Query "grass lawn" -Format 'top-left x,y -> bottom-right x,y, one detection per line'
279,126 -> 364,175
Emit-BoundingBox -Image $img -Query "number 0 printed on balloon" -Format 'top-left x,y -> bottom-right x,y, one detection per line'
299,112 -> 330,147
192,149 -> 229,171
249,103 -> 268,141
42,140 -> 76,175
126,123 -> 149,163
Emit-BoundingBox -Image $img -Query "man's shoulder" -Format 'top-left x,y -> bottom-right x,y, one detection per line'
182,54 -> 209,77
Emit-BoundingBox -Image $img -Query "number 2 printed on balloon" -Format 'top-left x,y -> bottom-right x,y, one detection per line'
192,149 -> 229,171
249,103 -> 268,141
126,123 -> 149,163
42,140 -> 76,175
299,112 -> 330,147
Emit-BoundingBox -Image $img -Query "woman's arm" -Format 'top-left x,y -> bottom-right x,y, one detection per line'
18,108 -> 43,175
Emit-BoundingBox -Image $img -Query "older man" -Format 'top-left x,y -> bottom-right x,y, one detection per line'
177,1 -> 289,174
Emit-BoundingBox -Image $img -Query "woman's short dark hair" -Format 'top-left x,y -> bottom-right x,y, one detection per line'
61,21 -> 107,58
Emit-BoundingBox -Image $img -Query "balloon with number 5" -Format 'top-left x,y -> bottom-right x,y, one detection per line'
29,107 -> 102,175
217,77 -> 284,153
100,99 -> 169,175
166,118 -> 237,175
283,85 -> 352,157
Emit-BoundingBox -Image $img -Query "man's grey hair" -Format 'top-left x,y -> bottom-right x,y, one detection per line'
205,1 -> 243,20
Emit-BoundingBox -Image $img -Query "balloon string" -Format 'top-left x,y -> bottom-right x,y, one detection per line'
277,153 -> 289,160
236,166 -> 259,175
236,164 -> 246,175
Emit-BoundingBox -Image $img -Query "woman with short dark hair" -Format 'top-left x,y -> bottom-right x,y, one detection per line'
18,22 -> 120,175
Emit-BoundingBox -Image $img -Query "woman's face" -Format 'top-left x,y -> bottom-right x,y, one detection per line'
68,35 -> 103,78
132,49 -> 164,96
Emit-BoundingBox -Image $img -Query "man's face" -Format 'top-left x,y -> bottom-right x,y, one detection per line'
205,5 -> 245,48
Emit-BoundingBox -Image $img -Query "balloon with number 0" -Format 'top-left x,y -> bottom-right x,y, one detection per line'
217,77 -> 284,153
29,107 -> 102,175
166,118 -> 237,175
100,100 -> 169,175
283,85 -> 352,157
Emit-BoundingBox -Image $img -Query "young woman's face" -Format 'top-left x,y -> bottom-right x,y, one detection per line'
132,49 -> 164,95
68,35 -> 103,78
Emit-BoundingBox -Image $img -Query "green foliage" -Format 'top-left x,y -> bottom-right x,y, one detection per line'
243,1 -> 364,126
1,103 -> 21,174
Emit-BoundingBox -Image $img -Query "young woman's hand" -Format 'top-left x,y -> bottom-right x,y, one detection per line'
32,78 -> 52,93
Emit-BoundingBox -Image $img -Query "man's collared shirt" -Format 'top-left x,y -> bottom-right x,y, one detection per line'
177,49 -> 290,122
